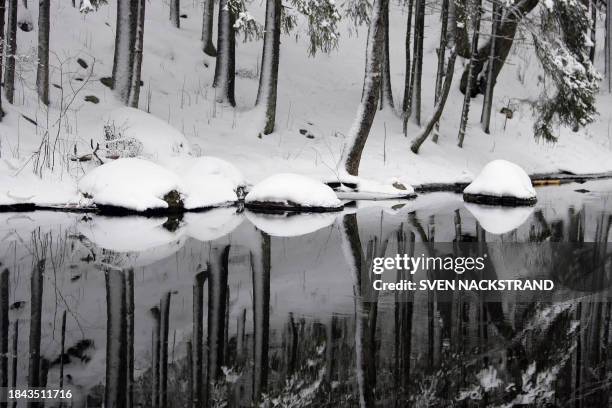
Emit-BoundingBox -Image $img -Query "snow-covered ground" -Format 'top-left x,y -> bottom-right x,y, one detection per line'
0,1 -> 612,207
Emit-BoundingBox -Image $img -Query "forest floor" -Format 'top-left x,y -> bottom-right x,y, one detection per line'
1,1 -> 612,206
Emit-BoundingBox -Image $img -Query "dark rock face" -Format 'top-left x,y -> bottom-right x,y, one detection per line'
163,190 -> 184,212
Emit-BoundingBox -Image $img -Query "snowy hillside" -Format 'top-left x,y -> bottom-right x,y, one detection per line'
0,0 -> 611,206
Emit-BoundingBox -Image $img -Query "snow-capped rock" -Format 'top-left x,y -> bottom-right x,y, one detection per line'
465,202 -> 534,234
78,158 -> 183,212
245,173 -> 343,211
463,160 -> 537,205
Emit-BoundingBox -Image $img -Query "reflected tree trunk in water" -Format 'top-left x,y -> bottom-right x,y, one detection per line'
150,305 -> 161,408
251,233 -> 270,403
125,269 -> 135,408
104,268 -> 127,408
236,308 -> 246,367
1,268 -> 8,407
206,245 -> 230,405
11,320 -> 17,408
192,270 -> 207,408
28,260 -> 44,408
159,292 -> 172,408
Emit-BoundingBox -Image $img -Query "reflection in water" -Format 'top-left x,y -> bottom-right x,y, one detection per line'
0,181 -> 610,407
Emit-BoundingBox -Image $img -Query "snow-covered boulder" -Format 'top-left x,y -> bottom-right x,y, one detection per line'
78,158 -> 184,213
463,160 -> 537,205
246,211 -> 338,237
465,202 -> 534,234
168,156 -> 246,209
103,107 -> 191,163
245,173 -> 343,212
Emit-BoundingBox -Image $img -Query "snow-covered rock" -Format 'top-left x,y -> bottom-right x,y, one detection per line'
168,156 -> 246,209
246,210 -> 338,237
103,107 -> 191,163
78,158 -> 183,212
465,202 -> 534,234
246,173 -> 343,211
463,160 -> 537,205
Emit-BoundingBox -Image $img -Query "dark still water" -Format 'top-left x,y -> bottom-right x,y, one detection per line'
0,180 -> 611,407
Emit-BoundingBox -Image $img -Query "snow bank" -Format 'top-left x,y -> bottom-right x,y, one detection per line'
103,107 -> 191,163
465,202 -> 534,234
245,173 -> 343,211
168,156 -> 245,209
463,160 -> 537,204
246,210 -> 338,237
78,158 -> 183,212
329,174 -> 416,200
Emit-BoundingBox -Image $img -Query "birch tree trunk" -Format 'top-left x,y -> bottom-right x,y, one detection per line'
380,0 -> 394,110
255,0 -> 281,134
402,0 -> 414,112
128,0 -> 145,108
213,0 -> 236,106
170,0 -> 180,28
340,0 -> 387,176
36,0 -> 49,106
104,269 -> 127,408
28,260 -> 44,408
5,0 -> 17,104
480,0 -> 500,133
457,0 -> 482,148
202,0 -> 216,55
112,0 -> 138,104
251,233 -> 270,403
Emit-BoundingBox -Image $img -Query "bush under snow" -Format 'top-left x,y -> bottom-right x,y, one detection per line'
245,173 -> 342,211
463,160 -> 537,204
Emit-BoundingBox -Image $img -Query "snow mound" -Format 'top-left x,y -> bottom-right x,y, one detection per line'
463,160 -> 537,204
328,175 -> 416,200
103,107 -> 191,163
245,173 -> 343,211
168,156 -> 246,209
465,202 -> 534,234
78,158 -> 183,212
246,210 -> 338,237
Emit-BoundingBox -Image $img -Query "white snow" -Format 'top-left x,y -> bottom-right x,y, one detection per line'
332,174 -> 416,199
78,158 -> 183,211
245,173 -> 342,209
465,202 -> 534,234
102,107 -> 192,163
246,210 -> 338,237
463,160 -> 537,200
168,156 -> 245,209
184,208 -> 245,241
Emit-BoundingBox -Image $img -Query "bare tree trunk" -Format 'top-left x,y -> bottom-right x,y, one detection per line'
112,0 -> 138,104
192,271 -> 206,408
202,0 -> 216,55
0,269 -> 8,406
480,0 -> 500,133
28,260 -> 44,408
402,0 -> 414,111
457,0 -> 481,148
453,0 -> 471,57
432,0 -> 450,142
213,0 -> 236,106
159,292 -> 171,408
36,0 -> 49,106
251,233 -> 270,403
607,0 -> 612,91
404,0 -> 425,130
380,0 -> 394,110
411,51 -> 457,153
170,0 -> 180,28
590,0 -> 596,63
340,0 -> 387,176
105,268 -> 127,408
5,0 -> 17,104
125,270 -> 134,408
128,0 -> 145,108
255,0 -> 281,134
